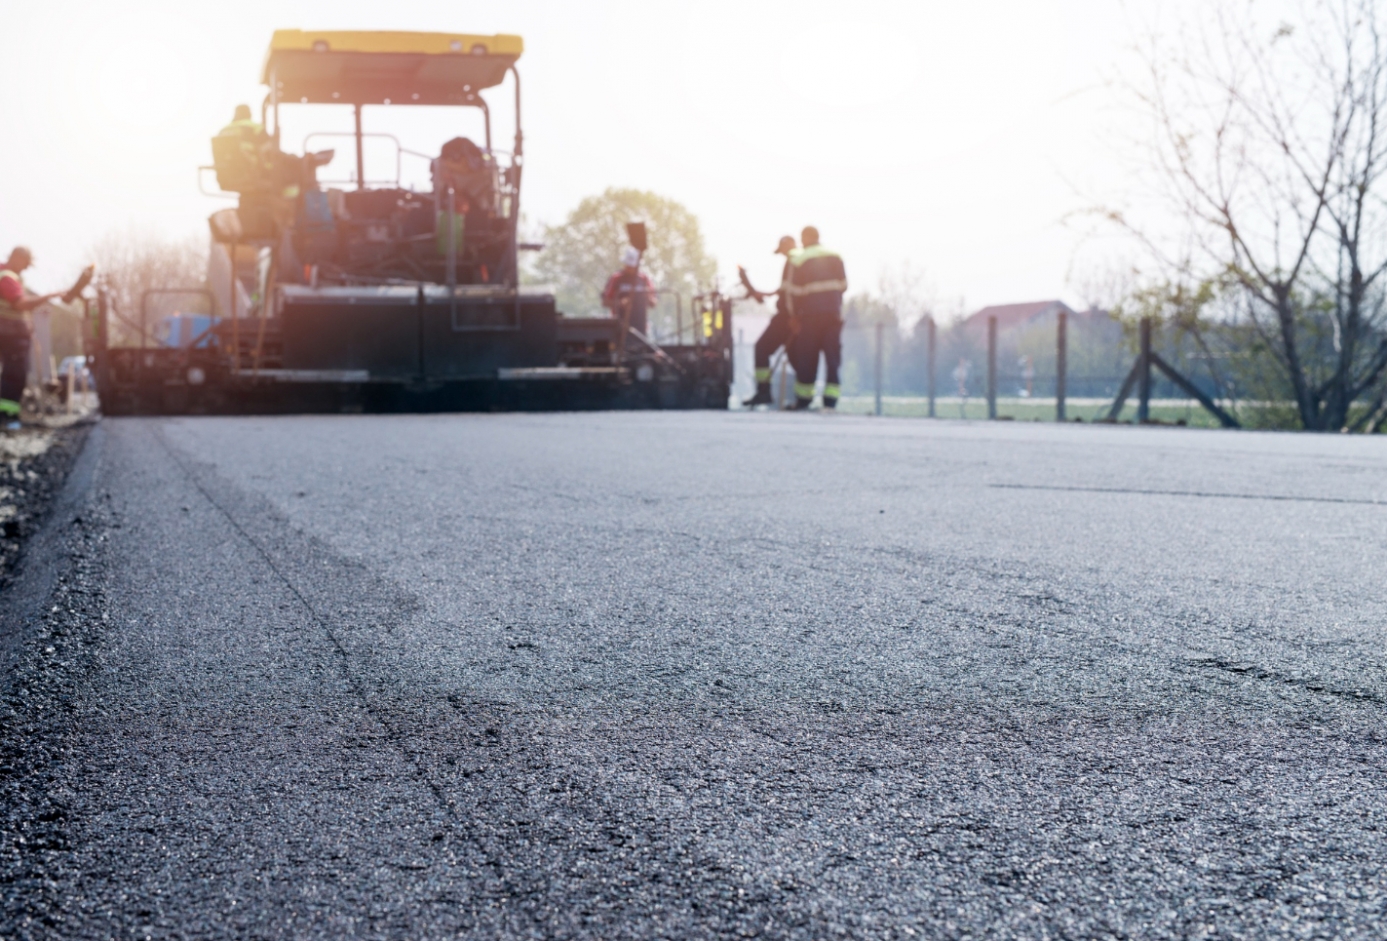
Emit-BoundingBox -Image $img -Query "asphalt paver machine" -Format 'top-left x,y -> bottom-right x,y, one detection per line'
97,30 -> 732,414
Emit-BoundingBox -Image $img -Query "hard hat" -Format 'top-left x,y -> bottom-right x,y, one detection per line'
774,236 -> 795,255
621,246 -> 641,268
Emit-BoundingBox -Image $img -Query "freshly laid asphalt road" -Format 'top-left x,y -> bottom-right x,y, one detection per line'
4,412 -> 1387,939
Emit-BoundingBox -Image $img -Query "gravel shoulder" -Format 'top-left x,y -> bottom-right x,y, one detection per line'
0,423 -> 91,587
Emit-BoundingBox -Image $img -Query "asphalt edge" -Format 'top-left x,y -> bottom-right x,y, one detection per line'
0,420 -> 103,697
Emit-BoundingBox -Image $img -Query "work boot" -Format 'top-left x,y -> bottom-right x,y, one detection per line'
791,396 -> 815,411
742,383 -> 774,408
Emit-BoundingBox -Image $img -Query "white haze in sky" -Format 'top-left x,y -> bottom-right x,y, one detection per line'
2,0 -> 1208,316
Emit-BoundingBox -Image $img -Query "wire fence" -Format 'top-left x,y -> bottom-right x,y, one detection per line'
732,315 -> 1235,427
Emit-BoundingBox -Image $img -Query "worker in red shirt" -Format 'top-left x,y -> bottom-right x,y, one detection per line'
0,247 -> 63,429
601,246 -> 658,336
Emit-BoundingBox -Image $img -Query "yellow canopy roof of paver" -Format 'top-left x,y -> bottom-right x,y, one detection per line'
263,30 -> 524,106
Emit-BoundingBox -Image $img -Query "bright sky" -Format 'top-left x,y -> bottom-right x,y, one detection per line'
4,0 -> 1162,313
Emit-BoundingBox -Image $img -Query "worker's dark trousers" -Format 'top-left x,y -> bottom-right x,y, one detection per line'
0,326 -> 30,406
789,311 -> 842,408
754,311 -> 792,382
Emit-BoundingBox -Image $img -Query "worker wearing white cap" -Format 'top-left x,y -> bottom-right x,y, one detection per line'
601,245 -> 658,336
740,234 -> 797,407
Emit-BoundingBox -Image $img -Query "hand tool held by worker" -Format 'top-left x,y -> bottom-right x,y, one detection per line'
737,266 -> 767,303
62,265 -> 95,305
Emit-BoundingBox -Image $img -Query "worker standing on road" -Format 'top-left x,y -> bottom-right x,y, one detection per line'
602,246 -> 659,336
0,247 -> 63,430
786,226 -> 847,410
740,235 -> 797,408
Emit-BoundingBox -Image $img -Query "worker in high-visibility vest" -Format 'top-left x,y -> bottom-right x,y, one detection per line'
786,226 -> 847,410
212,104 -> 274,192
741,235 -> 797,407
0,247 -> 63,429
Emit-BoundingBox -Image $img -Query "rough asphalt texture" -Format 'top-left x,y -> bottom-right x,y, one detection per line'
3,413 -> 1386,939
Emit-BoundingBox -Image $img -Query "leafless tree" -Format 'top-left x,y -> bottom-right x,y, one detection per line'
1122,0 -> 1387,430
1068,264 -> 1133,316
90,228 -> 207,348
875,261 -> 934,333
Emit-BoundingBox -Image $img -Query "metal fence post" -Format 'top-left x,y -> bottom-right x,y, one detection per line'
986,315 -> 997,420
1056,310 -> 1067,422
1138,316 -> 1152,423
228,240 -> 239,371
94,286 -> 109,407
927,316 -> 936,418
874,321 -> 884,416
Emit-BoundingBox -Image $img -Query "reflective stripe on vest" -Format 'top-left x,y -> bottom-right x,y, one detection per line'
786,278 -> 848,296
788,244 -> 842,266
786,245 -> 846,315
218,118 -> 265,137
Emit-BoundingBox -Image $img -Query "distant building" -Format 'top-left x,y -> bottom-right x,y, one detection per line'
960,300 -> 1078,334
957,300 -> 1118,347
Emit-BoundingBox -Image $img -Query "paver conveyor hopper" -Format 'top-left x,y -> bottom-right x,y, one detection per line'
96,30 -> 732,414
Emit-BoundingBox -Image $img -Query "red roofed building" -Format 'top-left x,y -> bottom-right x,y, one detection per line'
942,300 -> 1124,398
960,300 -> 1076,333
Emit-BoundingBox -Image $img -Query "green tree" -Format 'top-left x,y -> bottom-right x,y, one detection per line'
535,189 -> 717,330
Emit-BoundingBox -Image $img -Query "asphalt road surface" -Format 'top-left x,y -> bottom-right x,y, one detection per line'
4,413 -> 1386,939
